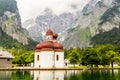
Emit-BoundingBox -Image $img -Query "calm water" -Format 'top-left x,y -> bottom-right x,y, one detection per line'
0,69 -> 120,80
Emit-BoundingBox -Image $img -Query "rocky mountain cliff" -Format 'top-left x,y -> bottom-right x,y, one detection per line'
23,8 -> 80,42
0,0 -> 36,49
61,0 -> 120,48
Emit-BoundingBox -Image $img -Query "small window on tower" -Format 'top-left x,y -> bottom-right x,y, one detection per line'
36,77 -> 39,80
7,59 -> 10,61
56,55 -> 59,61
37,55 -> 39,61
56,77 -> 59,80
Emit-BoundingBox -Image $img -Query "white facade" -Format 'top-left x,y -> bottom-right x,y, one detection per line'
55,52 -> 64,68
34,29 -> 64,68
34,51 -> 54,68
34,51 -> 64,68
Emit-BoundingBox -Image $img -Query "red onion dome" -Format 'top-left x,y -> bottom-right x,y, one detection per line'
36,43 -> 42,49
53,42 -> 63,51
53,32 -> 58,39
40,41 -> 54,51
46,29 -> 53,35
35,43 -> 43,52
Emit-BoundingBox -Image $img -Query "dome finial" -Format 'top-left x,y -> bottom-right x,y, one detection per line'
46,28 -> 53,35
53,32 -> 58,40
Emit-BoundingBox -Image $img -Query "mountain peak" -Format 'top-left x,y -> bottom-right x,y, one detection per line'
23,8 -> 80,42
0,0 -> 32,47
61,0 -> 120,48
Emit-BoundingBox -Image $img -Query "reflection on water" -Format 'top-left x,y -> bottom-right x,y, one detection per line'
34,70 -> 82,80
12,71 -> 33,80
0,69 -> 120,80
34,71 -> 64,80
0,71 -> 12,80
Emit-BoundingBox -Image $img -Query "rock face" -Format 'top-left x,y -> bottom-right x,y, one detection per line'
0,0 -> 30,45
61,0 -> 120,48
23,8 -> 79,42
22,0 -> 120,48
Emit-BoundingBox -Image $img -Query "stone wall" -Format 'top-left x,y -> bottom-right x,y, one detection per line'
0,58 -> 13,68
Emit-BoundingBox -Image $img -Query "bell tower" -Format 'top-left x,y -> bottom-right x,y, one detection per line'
46,29 -> 53,41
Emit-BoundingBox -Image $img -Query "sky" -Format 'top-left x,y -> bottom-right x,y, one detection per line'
16,0 -> 90,22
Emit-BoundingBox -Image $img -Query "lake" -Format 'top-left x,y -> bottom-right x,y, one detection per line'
0,69 -> 120,80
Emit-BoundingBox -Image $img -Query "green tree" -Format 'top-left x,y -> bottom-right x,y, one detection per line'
81,47 -> 100,68
11,49 -> 34,66
96,44 -> 116,67
26,52 -> 34,64
64,48 -> 69,59
69,49 -> 80,67
106,50 -> 119,68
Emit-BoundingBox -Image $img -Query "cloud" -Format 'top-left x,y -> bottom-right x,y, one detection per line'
16,0 -> 90,22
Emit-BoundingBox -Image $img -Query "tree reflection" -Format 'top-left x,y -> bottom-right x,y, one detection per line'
0,69 -> 120,80
12,71 -> 33,80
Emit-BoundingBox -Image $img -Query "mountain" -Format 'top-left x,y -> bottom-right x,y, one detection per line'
22,0 -> 120,49
23,8 -> 80,42
61,0 -> 120,48
0,0 -> 37,49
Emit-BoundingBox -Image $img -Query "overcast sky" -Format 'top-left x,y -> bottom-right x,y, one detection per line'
16,0 -> 90,22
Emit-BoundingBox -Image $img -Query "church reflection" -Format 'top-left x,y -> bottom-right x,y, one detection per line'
1,69 -> 119,80
34,70 -> 65,80
34,70 -> 82,80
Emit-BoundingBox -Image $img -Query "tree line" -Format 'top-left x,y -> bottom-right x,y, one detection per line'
64,44 -> 120,68
4,43 -> 120,68
7,48 -> 34,66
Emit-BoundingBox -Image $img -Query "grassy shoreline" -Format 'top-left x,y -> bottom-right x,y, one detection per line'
0,67 -> 120,71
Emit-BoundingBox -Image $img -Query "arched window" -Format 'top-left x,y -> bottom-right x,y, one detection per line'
56,55 -> 59,61
36,77 -> 39,80
37,55 -> 39,61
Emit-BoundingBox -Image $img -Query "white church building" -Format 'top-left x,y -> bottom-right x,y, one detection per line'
34,29 -> 64,68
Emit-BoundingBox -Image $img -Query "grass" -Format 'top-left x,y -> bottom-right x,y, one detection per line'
67,65 -> 120,69
68,66 -> 87,69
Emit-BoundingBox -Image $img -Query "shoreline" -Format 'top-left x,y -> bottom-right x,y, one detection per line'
0,67 -> 120,71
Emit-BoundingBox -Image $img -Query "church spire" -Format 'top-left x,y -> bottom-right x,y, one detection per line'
46,28 -> 53,41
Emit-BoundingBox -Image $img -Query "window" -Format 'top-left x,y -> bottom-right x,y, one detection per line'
56,55 -> 59,61
56,77 -> 59,80
37,55 -> 39,61
36,77 -> 39,80
7,59 -> 10,61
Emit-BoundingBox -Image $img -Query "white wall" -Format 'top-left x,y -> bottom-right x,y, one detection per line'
55,52 -> 64,68
40,51 -> 54,68
34,52 -> 40,68
34,51 -> 64,68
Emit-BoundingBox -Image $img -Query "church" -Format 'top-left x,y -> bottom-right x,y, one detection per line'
34,29 -> 64,68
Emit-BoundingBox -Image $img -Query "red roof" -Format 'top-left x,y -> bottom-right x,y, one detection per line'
53,32 -> 58,39
42,41 -> 53,48
53,42 -> 63,51
36,43 -> 42,49
35,41 -> 63,52
35,29 -> 63,52
46,29 -> 53,35
36,41 -> 54,51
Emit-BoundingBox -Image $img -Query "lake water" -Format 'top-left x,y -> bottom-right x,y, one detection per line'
0,69 -> 120,80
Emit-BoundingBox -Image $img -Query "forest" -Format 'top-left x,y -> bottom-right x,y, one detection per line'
64,44 -> 120,68
2,43 -> 119,68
